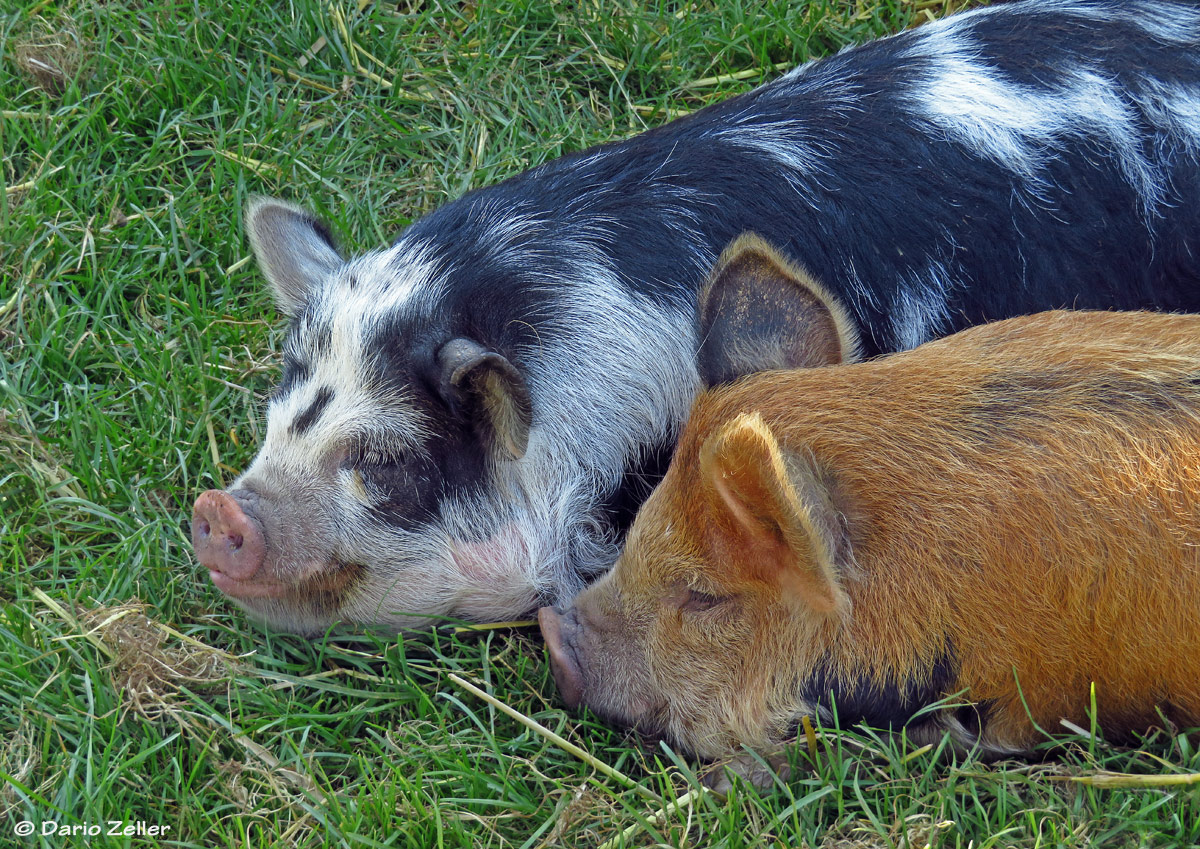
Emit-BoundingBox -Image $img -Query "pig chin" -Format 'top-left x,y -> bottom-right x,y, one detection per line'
208,553 -> 346,601
207,568 -> 289,601
215,556 -> 371,634
581,682 -> 674,747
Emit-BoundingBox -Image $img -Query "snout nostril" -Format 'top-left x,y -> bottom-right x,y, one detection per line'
229,533 -> 243,551
196,520 -> 211,537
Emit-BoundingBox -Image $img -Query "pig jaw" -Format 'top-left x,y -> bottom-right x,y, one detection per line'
447,523 -> 542,623
199,499 -> 541,634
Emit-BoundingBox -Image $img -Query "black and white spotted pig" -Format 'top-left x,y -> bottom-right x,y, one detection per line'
193,0 -> 1200,634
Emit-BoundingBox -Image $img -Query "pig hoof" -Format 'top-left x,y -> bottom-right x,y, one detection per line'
702,751 -> 793,796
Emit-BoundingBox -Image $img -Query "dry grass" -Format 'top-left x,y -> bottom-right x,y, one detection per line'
11,17 -> 85,96
74,600 -> 241,719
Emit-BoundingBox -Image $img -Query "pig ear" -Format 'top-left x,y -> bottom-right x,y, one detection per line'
245,196 -> 343,317
699,412 -> 849,614
437,339 -> 533,461
698,234 -> 861,387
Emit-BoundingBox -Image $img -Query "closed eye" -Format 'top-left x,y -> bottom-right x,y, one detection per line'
343,440 -> 408,469
682,589 -> 730,613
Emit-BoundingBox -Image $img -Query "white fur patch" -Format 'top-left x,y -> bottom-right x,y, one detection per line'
889,261 -> 956,351
1028,0 -> 1200,44
347,238 -> 449,326
1138,80 -> 1200,156
711,119 -> 828,183
904,22 -> 1167,219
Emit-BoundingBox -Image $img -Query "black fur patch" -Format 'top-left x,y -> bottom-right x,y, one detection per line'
968,371 -> 1200,436
953,699 -> 995,739
275,308 -> 331,401
273,352 -> 310,401
347,320 -> 495,531
600,438 -> 678,535
801,650 -> 958,730
290,386 -> 334,436
300,558 -> 367,616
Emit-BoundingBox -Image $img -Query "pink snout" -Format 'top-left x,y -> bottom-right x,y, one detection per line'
538,606 -> 585,709
192,490 -> 269,592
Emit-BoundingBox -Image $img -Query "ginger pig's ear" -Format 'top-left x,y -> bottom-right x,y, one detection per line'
700,412 -> 851,614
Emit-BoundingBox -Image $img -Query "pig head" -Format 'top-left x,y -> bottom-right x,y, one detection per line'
194,198 -> 696,633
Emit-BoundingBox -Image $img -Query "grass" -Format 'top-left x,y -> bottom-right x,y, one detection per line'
3,0 -> 1199,845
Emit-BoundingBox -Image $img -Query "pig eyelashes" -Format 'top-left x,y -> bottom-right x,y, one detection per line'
342,439 -> 410,469
680,588 -> 731,614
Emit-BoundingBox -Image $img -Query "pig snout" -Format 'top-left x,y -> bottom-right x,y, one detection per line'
192,489 -> 267,585
538,606 -> 585,709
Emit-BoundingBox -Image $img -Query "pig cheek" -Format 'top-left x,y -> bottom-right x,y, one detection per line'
449,525 -> 540,621
594,648 -> 663,729
651,610 -> 769,755
260,476 -> 368,592
580,659 -> 657,724
611,634 -> 666,723
645,630 -> 727,749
